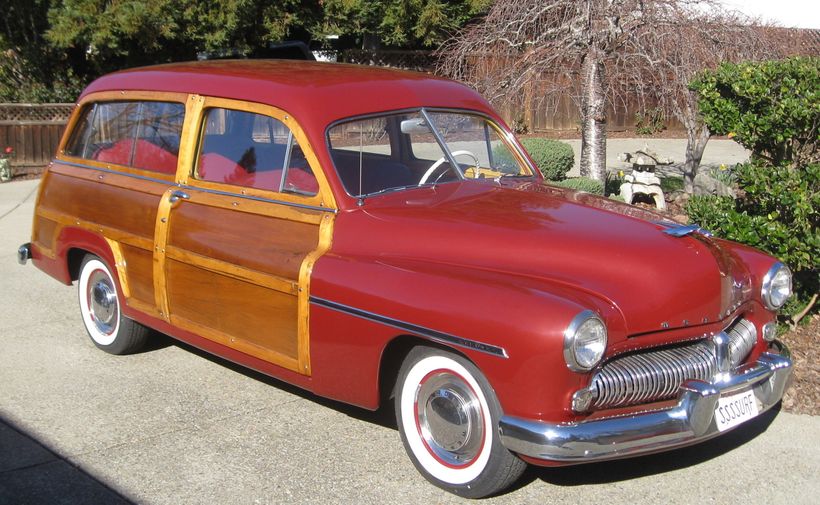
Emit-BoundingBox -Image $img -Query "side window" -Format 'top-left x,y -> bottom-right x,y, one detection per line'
132,102 -> 184,173
63,100 -> 183,175
196,107 -> 318,195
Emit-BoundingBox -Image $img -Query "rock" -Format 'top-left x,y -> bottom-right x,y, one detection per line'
693,172 -> 736,197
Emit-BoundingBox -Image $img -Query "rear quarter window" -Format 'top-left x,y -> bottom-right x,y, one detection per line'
64,101 -> 184,175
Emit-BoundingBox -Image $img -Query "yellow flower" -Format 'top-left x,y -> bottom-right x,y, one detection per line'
728,132 -> 736,139
720,164 -> 727,171
618,170 -> 624,177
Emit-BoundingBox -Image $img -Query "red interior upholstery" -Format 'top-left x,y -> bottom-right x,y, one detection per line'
94,139 -> 178,174
199,152 -> 318,193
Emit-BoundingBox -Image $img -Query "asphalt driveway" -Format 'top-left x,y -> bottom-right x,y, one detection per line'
1,177 -> 818,505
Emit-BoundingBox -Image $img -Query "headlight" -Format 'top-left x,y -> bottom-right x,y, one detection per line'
761,262 -> 792,310
563,310 -> 607,372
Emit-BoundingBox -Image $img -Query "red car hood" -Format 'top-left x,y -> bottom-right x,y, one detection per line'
337,180 -> 753,336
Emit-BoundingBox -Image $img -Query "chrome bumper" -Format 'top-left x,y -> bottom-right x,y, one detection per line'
17,242 -> 31,265
499,346 -> 792,463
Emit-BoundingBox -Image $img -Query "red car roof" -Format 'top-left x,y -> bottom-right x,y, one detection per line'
80,60 -> 494,129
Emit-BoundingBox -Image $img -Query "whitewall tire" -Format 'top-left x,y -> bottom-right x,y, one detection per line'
78,254 -> 149,354
394,347 -> 526,498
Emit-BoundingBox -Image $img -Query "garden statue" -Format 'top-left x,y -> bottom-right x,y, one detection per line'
617,145 -> 672,210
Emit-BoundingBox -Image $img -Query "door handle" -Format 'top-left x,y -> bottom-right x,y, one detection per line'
169,190 -> 190,206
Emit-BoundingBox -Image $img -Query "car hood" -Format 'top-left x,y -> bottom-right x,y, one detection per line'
337,180 -> 753,336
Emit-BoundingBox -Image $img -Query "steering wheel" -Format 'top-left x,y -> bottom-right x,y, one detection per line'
418,150 -> 481,185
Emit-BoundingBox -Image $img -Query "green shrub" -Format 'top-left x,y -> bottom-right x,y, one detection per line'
686,162 -> 819,318
690,57 -> 819,166
496,138 -> 574,181
552,177 -> 604,194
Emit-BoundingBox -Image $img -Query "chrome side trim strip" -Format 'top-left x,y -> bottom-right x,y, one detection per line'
53,159 -> 337,214
179,185 -> 336,214
500,345 -> 792,463
56,160 -> 173,185
310,296 -> 508,358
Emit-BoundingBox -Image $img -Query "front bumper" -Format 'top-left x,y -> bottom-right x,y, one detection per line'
499,344 -> 792,463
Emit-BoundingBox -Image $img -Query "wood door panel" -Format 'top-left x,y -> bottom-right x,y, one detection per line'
166,259 -> 299,360
168,203 -> 319,280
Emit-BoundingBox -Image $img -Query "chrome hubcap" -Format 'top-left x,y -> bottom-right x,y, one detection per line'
417,372 -> 484,466
88,271 -> 117,334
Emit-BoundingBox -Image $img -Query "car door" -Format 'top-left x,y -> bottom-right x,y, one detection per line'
155,95 -> 336,375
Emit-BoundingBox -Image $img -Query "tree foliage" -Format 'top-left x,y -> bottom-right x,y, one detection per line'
45,1 -> 320,75
1,0 -> 84,101
315,0 -> 490,49
1,0 -> 488,102
690,57 -> 819,167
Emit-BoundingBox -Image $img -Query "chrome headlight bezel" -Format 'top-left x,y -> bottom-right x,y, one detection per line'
761,262 -> 792,311
563,310 -> 607,372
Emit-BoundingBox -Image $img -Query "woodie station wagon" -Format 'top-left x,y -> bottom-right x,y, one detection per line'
18,60 -> 793,497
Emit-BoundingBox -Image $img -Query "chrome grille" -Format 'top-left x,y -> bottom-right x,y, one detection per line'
587,318 -> 757,410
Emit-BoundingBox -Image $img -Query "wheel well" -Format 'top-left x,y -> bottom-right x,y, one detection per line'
378,335 -> 472,406
67,248 -> 89,282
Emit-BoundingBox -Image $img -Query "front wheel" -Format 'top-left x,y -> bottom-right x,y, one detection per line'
78,254 -> 149,355
394,347 -> 526,498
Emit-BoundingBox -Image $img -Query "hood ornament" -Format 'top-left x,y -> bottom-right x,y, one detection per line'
655,222 -> 713,238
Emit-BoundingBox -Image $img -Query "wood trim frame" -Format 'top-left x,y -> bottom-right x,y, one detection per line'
54,90 -> 190,182
180,95 -> 337,211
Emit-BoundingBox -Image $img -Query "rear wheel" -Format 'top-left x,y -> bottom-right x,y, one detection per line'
394,347 -> 526,498
78,254 -> 149,354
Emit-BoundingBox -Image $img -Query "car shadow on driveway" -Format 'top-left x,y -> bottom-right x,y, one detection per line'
0,415 -> 134,505
168,338 -> 400,429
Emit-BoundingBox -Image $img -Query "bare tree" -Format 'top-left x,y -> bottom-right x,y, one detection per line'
438,0 -> 779,187
619,11 -> 776,192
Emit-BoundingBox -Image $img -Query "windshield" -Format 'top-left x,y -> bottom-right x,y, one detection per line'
327,109 -> 534,197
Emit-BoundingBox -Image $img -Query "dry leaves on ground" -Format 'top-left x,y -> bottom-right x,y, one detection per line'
780,315 -> 820,416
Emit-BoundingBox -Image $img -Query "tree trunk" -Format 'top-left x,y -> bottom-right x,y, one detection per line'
683,121 -> 710,194
579,50 -> 607,183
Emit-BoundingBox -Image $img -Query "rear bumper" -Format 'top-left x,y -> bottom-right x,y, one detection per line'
17,242 -> 31,265
499,344 -> 792,463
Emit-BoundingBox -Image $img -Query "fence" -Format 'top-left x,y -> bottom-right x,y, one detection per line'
0,104 -> 73,176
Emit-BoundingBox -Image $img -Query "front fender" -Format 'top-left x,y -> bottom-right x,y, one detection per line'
308,253 -> 623,421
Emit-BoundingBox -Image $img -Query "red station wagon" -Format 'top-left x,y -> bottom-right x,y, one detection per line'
18,60 -> 793,497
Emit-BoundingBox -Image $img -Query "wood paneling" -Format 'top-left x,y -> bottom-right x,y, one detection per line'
34,217 -> 57,251
120,243 -> 155,306
168,202 -> 320,280
38,169 -> 162,240
167,259 -> 300,361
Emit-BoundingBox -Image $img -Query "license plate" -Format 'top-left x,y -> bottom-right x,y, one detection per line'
714,389 -> 759,432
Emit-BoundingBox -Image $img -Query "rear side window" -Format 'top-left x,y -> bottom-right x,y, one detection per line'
195,107 -> 318,195
64,101 -> 184,175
